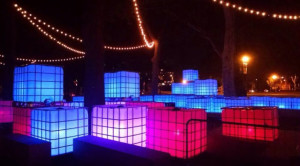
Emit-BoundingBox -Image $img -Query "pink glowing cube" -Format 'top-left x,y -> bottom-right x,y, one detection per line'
147,107 -> 207,159
0,101 -> 13,123
125,102 -> 165,108
92,105 -> 147,147
222,124 -> 279,141
13,107 -> 33,136
222,107 -> 279,127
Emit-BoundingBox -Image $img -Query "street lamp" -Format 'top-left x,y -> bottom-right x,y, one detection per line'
271,74 -> 278,80
241,55 -> 250,74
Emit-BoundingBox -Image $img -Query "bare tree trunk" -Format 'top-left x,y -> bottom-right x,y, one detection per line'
82,0 -> 106,134
152,41 -> 159,95
222,7 -> 236,97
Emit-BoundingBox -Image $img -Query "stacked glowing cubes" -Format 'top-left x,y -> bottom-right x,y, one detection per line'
63,102 -> 84,108
172,83 -> 194,95
194,79 -> 218,96
31,107 -> 88,156
0,101 -> 13,123
250,96 -> 271,107
154,95 -> 175,103
147,107 -> 207,158
292,98 -> 300,109
182,69 -> 199,81
104,71 -> 140,98
139,95 -> 154,102
13,64 -> 63,102
210,97 -> 226,113
222,107 -> 279,141
126,101 -> 165,108
92,105 -> 147,147
186,97 -> 210,110
174,95 -> 194,108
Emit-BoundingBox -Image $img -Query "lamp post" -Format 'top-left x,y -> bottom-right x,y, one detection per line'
241,55 -> 250,74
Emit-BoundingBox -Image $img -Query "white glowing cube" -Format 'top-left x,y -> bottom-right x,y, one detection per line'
92,105 -> 147,147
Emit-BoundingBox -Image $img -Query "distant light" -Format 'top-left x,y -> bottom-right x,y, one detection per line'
272,74 -> 278,80
182,80 -> 188,84
241,55 -> 250,64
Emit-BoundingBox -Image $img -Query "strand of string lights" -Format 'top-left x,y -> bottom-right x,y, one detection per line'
16,56 -> 85,63
211,0 -> 300,20
0,54 -> 4,58
0,54 -> 5,66
14,2 -> 154,54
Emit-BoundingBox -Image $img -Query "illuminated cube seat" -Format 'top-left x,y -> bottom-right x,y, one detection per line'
63,102 -> 84,108
172,83 -> 194,95
92,105 -> 147,147
147,107 -> 207,158
0,101 -> 13,123
31,107 -> 88,156
73,96 -> 84,102
174,95 -> 194,108
292,98 -> 300,110
225,97 -> 253,107
13,64 -> 63,102
222,107 -> 279,127
269,97 -> 292,109
182,69 -> 199,81
139,95 -> 154,102
222,124 -> 279,141
154,95 -> 175,103
13,103 -> 44,136
210,97 -> 226,113
126,101 -> 165,108
194,79 -> 218,96
104,71 -> 140,98
250,96 -> 271,107
186,97 -> 210,110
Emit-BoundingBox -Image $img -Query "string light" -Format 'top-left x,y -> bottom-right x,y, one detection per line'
0,54 -> 4,58
211,0 -> 300,20
14,3 -> 155,53
0,62 -> 5,66
132,0 -> 154,48
16,56 -> 85,63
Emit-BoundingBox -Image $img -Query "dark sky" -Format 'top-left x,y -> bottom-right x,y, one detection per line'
2,0 -> 300,83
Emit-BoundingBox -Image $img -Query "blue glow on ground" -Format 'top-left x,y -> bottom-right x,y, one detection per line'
13,65 -> 63,102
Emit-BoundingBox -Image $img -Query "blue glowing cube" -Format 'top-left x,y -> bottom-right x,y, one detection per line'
31,107 -> 88,156
187,97 -> 210,110
182,69 -> 199,81
139,95 -> 154,102
13,65 -> 63,102
172,83 -> 194,95
210,97 -> 226,113
63,102 -> 84,108
250,96 -> 271,107
104,71 -> 140,98
154,95 -> 176,103
225,97 -> 253,107
73,96 -> 84,102
292,98 -> 300,110
194,79 -> 218,96
174,95 -> 194,108
269,97 -> 292,109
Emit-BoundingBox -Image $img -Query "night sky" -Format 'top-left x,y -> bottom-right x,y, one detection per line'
1,0 -> 300,88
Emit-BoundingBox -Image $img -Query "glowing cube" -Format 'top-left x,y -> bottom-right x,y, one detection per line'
126,101 -> 165,108
250,96 -> 271,107
186,97 -> 210,110
174,95 -> 194,108
194,79 -> 218,96
172,83 -> 194,95
147,107 -> 207,158
92,105 -> 147,147
225,97 -> 253,107
13,107 -> 35,136
292,98 -> 300,110
222,124 -> 278,141
140,95 -> 154,102
0,101 -> 13,123
210,97 -> 226,113
182,69 -> 199,81
154,95 -> 175,103
31,107 -> 88,156
104,71 -> 140,98
269,97 -> 292,109
63,102 -> 84,108
13,64 -> 64,102
222,107 -> 279,127
73,96 -> 84,102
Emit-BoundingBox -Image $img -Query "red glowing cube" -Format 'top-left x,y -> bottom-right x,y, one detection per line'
222,124 -> 279,141
0,101 -> 13,123
147,107 -> 207,159
222,107 -> 279,127
13,107 -> 32,136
